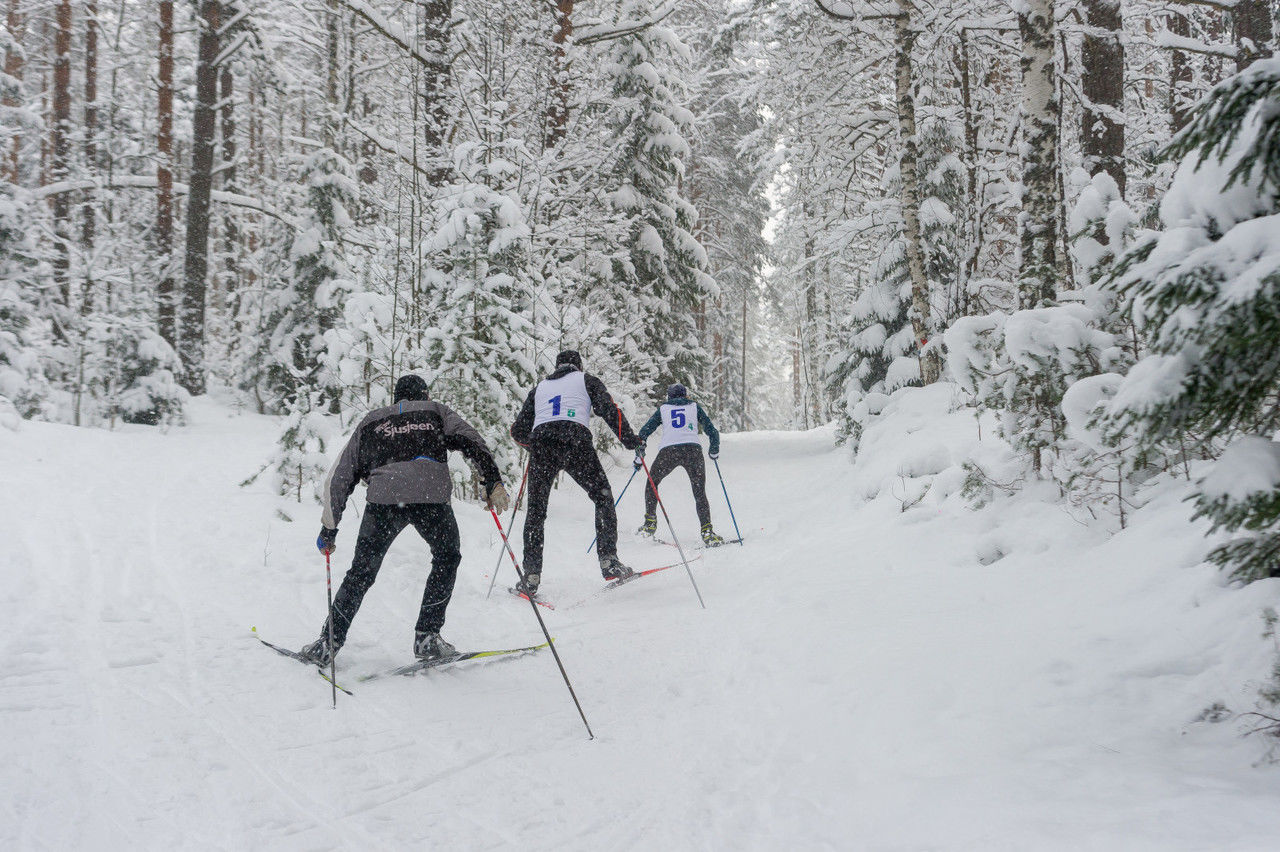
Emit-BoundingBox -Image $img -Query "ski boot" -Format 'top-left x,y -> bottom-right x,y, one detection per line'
599,554 -> 635,582
637,515 -> 657,537
414,630 -> 458,662
514,572 -> 541,597
298,632 -> 339,667
701,524 -> 725,547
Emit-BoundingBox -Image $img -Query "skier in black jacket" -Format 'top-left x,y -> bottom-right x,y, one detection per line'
510,350 -> 643,595
298,374 -> 508,666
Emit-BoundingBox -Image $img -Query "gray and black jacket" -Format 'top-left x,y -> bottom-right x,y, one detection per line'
322,399 -> 502,529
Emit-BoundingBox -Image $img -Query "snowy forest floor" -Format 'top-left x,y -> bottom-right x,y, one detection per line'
4,388 -> 1280,850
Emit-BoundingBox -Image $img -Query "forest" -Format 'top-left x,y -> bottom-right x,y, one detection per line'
5,4 -> 1280,645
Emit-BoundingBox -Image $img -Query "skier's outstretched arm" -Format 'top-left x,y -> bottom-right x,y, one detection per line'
438,404 -> 503,491
321,423 -> 364,531
584,373 -> 641,449
510,389 -> 536,448
697,405 -> 720,457
637,409 -> 662,443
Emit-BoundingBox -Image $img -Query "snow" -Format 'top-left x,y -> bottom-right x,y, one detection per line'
3,393 -> 1280,848
1200,436 -> 1280,502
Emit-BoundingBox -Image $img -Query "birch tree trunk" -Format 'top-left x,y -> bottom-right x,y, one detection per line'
894,6 -> 940,384
1016,0 -> 1060,309
1081,0 -> 1124,197
180,0 -> 220,394
156,0 -> 176,350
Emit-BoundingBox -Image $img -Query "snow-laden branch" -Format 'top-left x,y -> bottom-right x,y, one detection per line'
574,1 -> 680,45
1154,30 -> 1239,59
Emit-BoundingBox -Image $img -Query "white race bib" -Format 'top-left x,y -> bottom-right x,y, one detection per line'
533,371 -> 591,429
659,403 -> 699,448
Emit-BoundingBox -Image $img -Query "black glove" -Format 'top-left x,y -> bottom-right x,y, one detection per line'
623,434 -> 643,451
709,450 -> 719,461
316,527 -> 337,555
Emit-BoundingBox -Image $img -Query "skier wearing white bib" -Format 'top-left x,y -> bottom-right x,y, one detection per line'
634,383 -> 726,547
510,350 -> 644,594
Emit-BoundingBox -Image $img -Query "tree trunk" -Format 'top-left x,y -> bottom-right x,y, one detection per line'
220,20 -> 238,311
1234,0 -> 1273,71
80,0 -> 98,314
421,0 -> 453,185
1168,12 -> 1193,134
546,0 -> 574,150
157,0 -> 176,350
4,0 -> 25,183
895,8 -> 940,384
181,0 -> 220,395
51,0 -> 72,306
1017,0 -> 1060,309
1081,0 -> 1125,197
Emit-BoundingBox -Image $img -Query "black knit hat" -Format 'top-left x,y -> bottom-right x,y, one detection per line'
667,383 -> 687,400
393,374 -> 430,402
555,349 -> 583,371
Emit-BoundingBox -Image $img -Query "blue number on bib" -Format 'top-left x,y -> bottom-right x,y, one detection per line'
671,409 -> 687,429
550,395 -> 562,416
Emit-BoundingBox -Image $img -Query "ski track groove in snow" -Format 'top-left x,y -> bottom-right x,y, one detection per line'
4,398 -> 1280,849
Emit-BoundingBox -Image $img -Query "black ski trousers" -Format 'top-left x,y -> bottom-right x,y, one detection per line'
644,443 -> 711,527
524,429 -> 617,575
326,502 -> 461,647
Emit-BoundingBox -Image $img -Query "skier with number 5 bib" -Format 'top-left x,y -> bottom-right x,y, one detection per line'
510,350 -> 644,595
634,383 -> 726,547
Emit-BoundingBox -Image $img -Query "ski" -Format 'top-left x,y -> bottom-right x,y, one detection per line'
565,555 -> 703,608
653,537 -> 742,550
253,630 -> 353,696
358,641 -> 551,681
507,587 -> 556,610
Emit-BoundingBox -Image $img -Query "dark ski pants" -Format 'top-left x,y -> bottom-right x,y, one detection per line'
325,502 -> 461,648
644,443 -> 711,527
524,433 -> 617,575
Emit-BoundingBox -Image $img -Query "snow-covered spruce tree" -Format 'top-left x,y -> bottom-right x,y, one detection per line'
947,304 -> 1125,490
1103,58 -> 1280,582
265,148 -> 357,414
420,164 -> 536,488
0,178 -> 49,419
603,4 -> 715,398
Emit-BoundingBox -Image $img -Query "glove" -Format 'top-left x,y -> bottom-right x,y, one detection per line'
633,453 -> 644,469
486,482 -> 510,514
709,450 -> 719,461
623,434 -> 644,452
316,527 -> 337,555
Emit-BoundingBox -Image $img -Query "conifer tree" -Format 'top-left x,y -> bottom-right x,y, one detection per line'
604,3 -> 714,397
1104,58 -> 1280,582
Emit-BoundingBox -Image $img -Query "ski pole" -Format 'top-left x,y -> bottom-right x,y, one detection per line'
639,457 -> 706,609
587,465 -> 640,553
489,509 -> 595,740
486,458 -> 530,599
711,457 -> 743,545
325,550 -> 337,709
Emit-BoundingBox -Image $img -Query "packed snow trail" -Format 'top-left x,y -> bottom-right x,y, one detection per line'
3,393 -> 1280,849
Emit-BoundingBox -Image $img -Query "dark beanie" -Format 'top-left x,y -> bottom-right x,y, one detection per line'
556,349 -> 583,371
667,383 -> 687,401
393,374 -> 430,402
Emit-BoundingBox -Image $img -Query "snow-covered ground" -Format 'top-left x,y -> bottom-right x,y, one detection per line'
4,388 -> 1280,850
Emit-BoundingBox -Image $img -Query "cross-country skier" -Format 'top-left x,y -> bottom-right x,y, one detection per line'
634,383 -> 726,547
298,374 -> 509,666
509,350 -> 644,595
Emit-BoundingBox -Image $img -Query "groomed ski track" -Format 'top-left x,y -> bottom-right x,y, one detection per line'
4,395 -> 1280,850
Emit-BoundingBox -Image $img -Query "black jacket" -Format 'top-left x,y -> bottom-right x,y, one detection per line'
510,366 -> 640,449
